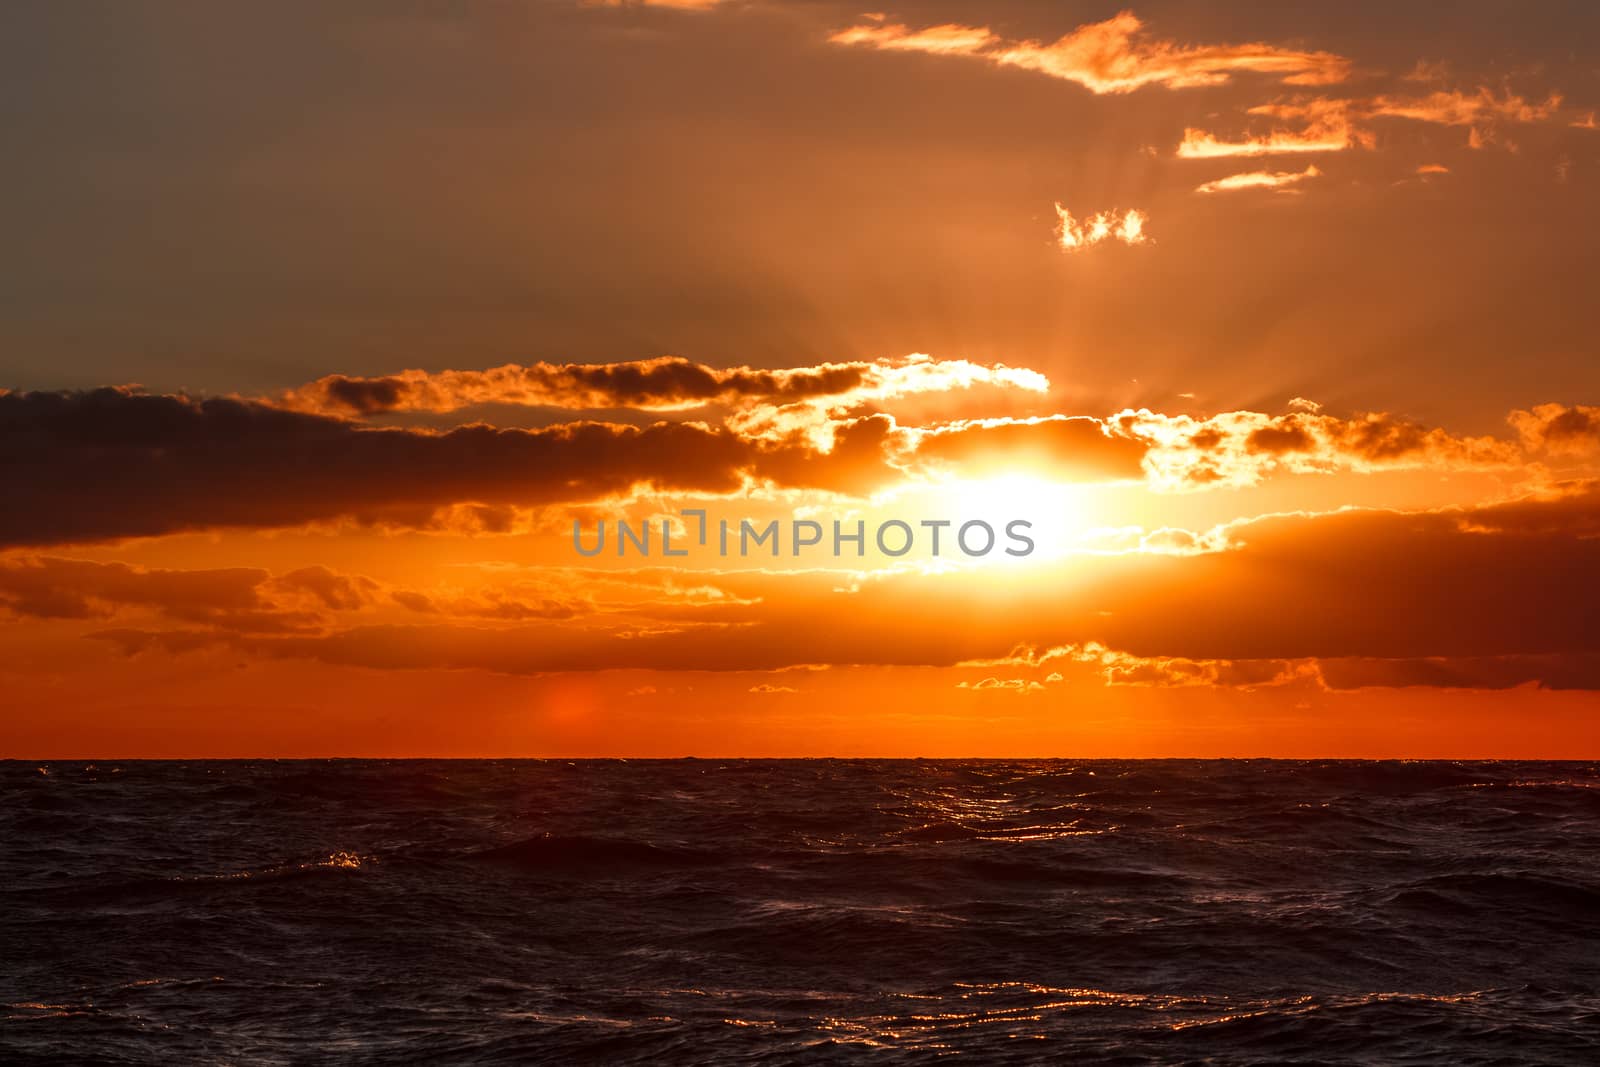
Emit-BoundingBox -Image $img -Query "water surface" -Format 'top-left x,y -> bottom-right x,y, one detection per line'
3,759 -> 1598,1063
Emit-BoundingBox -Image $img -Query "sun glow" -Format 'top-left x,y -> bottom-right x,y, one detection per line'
913,475 -> 1092,563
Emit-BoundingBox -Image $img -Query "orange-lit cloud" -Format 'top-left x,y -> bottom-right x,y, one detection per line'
1180,98 -> 1369,158
1195,163 -> 1322,194
909,415 -> 1147,481
5,379 -> 1569,548
993,642 -> 1600,693
1368,88 -> 1563,128
0,388 -> 880,546
1113,407 -> 1523,490
86,483 -> 1600,690
829,10 -> 1580,180
830,10 -> 1349,94
1008,643 -> 1314,690
10,378 -> 1174,546
1184,88 -> 1575,159
1054,203 -> 1149,252
584,0 -> 726,11
0,557 -> 374,633
392,588 -> 589,622
1510,403 -> 1600,457
279,354 -> 1047,418
828,20 -> 995,57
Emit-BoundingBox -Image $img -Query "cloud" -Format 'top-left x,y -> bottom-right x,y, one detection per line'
829,21 -> 995,57
1195,163 -> 1321,194
7,373 -> 1147,546
1182,89 -> 1572,159
277,354 -> 1048,419
956,677 -> 1044,693
0,557 -> 264,622
392,588 -> 588,621
1177,128 -> 1353,158
1314,654 -> 1600,691
1054,204 -> 1149,251
747,413 -> 908,496
1017,644 -> 1600,692
281,357 -> 865,417
273,566 -> 379,611
1180,99 -> 1368,158
0,555 -> 596,638
0,387 -> 895,546
830,11 -> 1349,94
3,376 -> 1572,551
1367,88 -> 1563,129
584,0 -> 726,10
0,557 -> 355,634
1029,643 -> 1312,690
909,415 -> 1148,481
1112,407 -> 1523,490
1509,403 -> 1600,457
833,12 -> 1576,168
90,483 -> 1600,689
0,383 -> 1555,548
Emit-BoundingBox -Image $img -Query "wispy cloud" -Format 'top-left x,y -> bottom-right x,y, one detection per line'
1183,89 -> 1574,158
830,11 -> 1349,95
1180,98 -> 1368,158
829,19 -> 995,56
1055,203 -> 1149,251
829,10 -> 1581,173
1368,88 -> 1562,128
583,0 -> 726,11
1196,163 -> 1322,194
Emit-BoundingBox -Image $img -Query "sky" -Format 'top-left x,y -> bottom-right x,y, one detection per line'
2,1 -> 1599,756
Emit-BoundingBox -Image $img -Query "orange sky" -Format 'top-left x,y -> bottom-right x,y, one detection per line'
2,3 -> 1598,755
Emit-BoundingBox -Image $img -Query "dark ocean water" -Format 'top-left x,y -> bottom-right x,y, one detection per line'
2,760 -> 1598,1065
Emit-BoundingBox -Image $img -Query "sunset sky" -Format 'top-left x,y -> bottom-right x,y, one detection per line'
3,1 -> 1599,756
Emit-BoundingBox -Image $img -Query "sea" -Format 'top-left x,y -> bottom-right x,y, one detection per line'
2,759 -> 1597,1064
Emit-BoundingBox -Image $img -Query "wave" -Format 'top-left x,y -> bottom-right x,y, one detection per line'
21,851 -> 369,907
1387,871 -> 1600,918
465,833 -> 727,872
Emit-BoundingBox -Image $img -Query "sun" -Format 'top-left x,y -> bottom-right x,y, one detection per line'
940,474 -> 1063,521
868,474 -> 1090,565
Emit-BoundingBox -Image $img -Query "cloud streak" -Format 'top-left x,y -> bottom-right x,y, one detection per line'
1182,89 -> 1574,159
1196,163 -> 1322,194
0,557 -> 377,634
830,11 -> 1349,95
278,354 -> 1048,418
